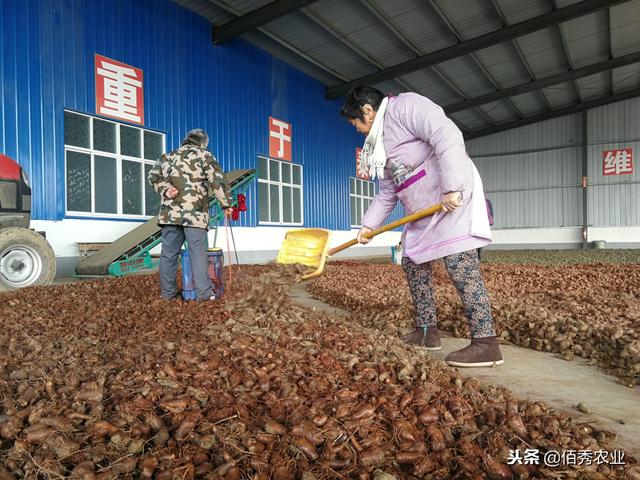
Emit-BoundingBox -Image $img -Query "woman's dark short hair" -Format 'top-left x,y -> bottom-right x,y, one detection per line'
340,86 -> 384,121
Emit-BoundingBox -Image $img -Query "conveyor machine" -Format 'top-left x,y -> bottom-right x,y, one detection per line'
75,169 -> 255,277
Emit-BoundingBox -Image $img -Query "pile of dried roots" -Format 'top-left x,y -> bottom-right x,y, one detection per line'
0,265 -> 638,479
308,261 -> 640,387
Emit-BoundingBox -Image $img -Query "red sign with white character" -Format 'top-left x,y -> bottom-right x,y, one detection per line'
603,148 -> 633,176
95,54 -> 144,125
269,117 -> 292,161
356,147 -> 369,179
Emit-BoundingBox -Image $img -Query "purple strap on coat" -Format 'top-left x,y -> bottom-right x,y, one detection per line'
395,168 -> 426,193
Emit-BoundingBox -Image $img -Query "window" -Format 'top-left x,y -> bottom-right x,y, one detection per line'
257,156 -> 303,225
350,177 -> 375,227
64,110 -> 164,218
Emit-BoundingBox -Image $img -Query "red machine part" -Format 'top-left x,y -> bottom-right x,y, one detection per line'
231,193 -> 247,221
0,154 -> 21,181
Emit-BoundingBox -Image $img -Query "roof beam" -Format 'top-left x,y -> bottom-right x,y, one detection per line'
608,8 -> 614,94
555,4 -> 583,102
445,51 -> 640,113
213,0 -> 320,44
209,0 -> 347,81
301,8 -> 470,130
356,0 -> 487,130
427,0 -> 524,120
465,86 -> 640,139
429,67 -> 498,126
326,0 -> 625,99
299,8 -> 416,94
488,0 -> 554,111
359,0 -> 422,56
512,39 -> 555,110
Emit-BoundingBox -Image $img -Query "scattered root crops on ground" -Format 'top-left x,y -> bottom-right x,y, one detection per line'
481,250 -> 640,266
1,265 -> 638,479
308,259 -> 640,387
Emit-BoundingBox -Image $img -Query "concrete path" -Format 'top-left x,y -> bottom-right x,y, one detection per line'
432,338 -> 640,458
290,283 -> 640,458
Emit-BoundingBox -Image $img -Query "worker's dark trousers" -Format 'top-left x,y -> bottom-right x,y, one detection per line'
159,225 -> 212,301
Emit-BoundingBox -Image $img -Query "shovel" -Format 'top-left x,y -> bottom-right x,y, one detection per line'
277,203 -> 443,280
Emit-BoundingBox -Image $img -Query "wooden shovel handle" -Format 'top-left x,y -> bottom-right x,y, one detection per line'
328,203 -> 443,256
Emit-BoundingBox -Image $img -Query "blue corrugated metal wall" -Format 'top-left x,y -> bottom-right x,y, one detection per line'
0,0 -> 371,230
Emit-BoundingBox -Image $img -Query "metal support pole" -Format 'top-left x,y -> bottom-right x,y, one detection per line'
582,110 -> 589,250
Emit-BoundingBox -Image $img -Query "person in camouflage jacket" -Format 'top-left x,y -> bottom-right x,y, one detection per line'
148,129 -> 232,301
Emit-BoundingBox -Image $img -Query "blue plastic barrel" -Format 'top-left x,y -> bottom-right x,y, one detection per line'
181,249 -> 196,301
390,244 -> 403,265
207,248 -> 224,297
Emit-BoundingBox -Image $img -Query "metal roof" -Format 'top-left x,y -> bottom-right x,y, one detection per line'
173,0 -> 640,138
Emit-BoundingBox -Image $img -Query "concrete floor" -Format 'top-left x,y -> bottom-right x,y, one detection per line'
290,283 -> 640,459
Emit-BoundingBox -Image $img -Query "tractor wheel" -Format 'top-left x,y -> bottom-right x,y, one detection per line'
0,227 -> 56,291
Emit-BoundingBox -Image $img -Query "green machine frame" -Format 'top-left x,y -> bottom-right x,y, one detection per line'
74,169 -> 256,278
108,169 -> 255,276
107,169 -> 255,276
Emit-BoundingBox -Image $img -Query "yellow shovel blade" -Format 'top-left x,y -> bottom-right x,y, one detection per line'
276,229 -> 332,280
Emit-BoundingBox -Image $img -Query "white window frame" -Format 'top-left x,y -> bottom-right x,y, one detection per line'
257,156 -> 304,226
350,177 -> 375,228
63,110 -> 165,219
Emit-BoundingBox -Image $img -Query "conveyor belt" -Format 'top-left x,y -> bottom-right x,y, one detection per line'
75,169 -> 255,276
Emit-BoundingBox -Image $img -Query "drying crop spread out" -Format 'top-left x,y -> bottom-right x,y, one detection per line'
1,264 -> 639,479
309,255 -> 640,388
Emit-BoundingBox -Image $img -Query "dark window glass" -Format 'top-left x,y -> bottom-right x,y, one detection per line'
144,164 -> 160,216
292,165 -> 301,185
293,188 -> 301,224
257,157 -> 268,180
350,196 -> 357,226
281,163 -> 291,184
269,184 -> 280,223
64,112 -> 90,148
269,160 -> 280,182
93,119 -> 116,153
144,131 -> 163,160
258,182 -> 269,223
282,186 -> 292,223
66,151 -> 91,212
120,126 -> 141,157
122,160 -> 142,214
94,155 -> 117,214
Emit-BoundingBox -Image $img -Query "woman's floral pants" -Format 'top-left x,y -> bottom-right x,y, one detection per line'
401,249 -> 496,338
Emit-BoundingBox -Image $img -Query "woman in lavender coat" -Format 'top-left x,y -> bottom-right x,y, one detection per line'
341,86 -> 503,367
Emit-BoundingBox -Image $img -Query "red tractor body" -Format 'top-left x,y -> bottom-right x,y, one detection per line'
0,154 -> 55,289
0,154 -> 32,229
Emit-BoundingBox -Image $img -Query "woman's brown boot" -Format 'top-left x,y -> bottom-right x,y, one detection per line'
444,336 -> 503,367
401,326 -> 442,350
